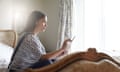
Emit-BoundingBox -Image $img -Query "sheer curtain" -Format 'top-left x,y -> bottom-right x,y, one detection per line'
57,0 -> 73,49
71,0 -> 120,56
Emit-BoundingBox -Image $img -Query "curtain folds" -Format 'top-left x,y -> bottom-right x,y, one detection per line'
57,0 -> 73,49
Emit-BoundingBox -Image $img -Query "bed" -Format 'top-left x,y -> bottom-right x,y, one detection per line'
0,30 -> 17,72
25,48 -> 120,72
0,30 -> 120,72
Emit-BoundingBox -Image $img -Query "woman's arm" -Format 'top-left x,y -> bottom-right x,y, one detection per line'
41,48 -> 65,60
41,39 -> 72,60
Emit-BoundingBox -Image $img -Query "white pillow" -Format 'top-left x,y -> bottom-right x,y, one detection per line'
0,43 -> 13,66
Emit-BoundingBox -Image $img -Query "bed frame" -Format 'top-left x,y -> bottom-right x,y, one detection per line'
0,30 -> 17,48
1,30 -> 119,72
25,48 -> 120,72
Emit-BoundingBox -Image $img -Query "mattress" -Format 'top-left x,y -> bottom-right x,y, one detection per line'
0,43 -> 13,72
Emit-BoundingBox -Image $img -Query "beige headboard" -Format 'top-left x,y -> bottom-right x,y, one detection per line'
25,48 -> 120,72
0,30 -> 17,48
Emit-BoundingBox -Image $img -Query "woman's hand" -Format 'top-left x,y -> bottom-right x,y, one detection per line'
61,39 -> 73,54
43,38 -> 74,59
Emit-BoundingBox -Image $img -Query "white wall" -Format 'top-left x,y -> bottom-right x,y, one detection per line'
12,0 -> 59,51
12,0 -> 44,33
0,0 -> 59,52
0,0 -> 13,29
39,0 -> 59,52
0,0 -> 44,31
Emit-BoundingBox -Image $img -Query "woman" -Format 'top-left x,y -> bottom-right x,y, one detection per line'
8,11 -> 72,72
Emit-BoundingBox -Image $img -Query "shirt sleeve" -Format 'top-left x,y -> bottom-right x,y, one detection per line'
19,34 -> 43,62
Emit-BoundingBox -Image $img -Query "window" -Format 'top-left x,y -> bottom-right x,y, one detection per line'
71,0 -> 120,56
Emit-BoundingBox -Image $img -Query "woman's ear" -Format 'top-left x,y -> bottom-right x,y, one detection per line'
33,21 -> 39,31
35,21 -> 39,25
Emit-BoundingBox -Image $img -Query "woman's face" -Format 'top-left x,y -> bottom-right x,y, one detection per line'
35,16 -> 48,32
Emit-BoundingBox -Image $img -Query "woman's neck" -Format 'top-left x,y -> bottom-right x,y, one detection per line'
32,27 -> 42,36
32,30 -> 38,36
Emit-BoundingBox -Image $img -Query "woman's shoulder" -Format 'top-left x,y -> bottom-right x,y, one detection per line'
26,33 -> 35,39
20,32 -> 35,42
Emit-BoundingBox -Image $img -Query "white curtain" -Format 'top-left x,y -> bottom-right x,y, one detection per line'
71,0 -> 120,56
57,0 -> 73,49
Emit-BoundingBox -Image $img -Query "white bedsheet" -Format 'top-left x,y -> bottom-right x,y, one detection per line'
0,43 -> 13,68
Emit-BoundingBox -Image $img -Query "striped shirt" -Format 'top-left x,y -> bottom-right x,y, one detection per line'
8,33 -> 46,72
